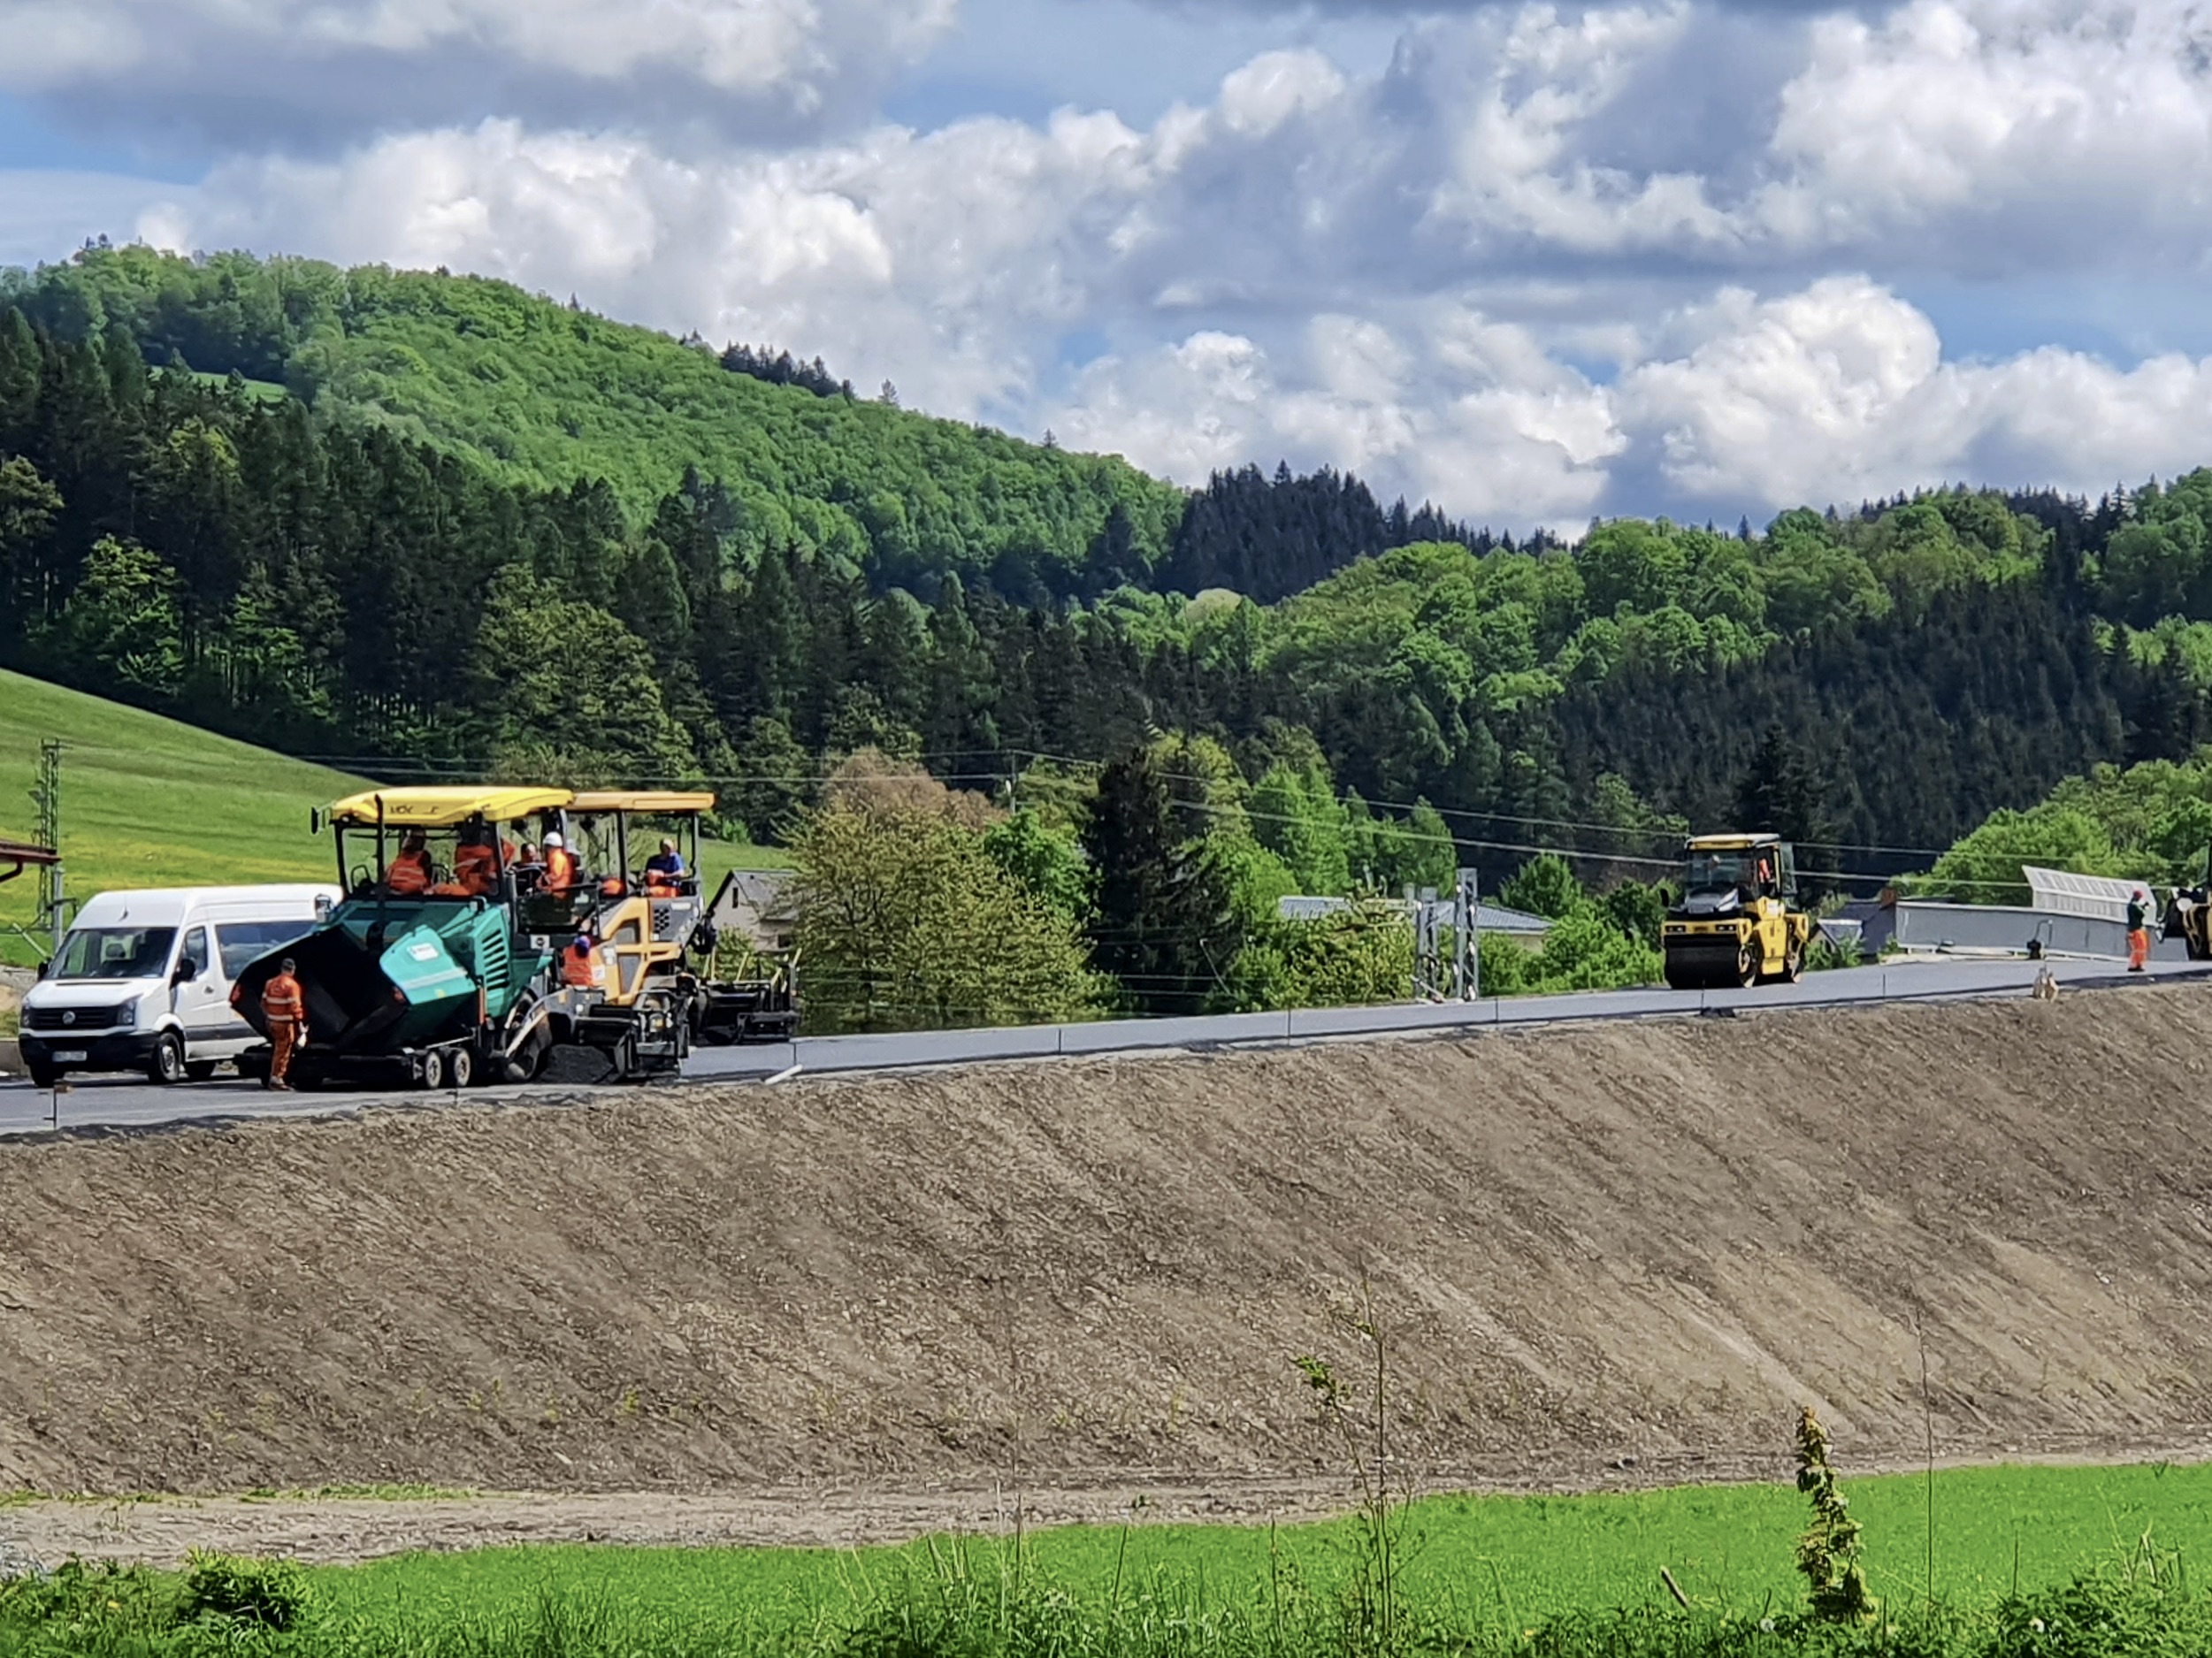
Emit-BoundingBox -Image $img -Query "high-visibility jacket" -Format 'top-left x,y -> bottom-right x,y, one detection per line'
262,972 -> 306,1025
455,841 -> 498,895
560,943 -> 605,990
387,849 -> 432,895
542,846 -> 579,893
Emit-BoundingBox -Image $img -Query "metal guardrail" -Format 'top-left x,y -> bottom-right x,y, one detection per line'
684,957 -> 2202,1084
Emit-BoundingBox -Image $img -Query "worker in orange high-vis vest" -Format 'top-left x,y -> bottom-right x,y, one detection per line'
262,956 -> 307,1091
387,830 -> 433,896
560,933 -> 606,994
541,831 -> 579,898
2128,888 -> 2153,973
455,830 -> 499,897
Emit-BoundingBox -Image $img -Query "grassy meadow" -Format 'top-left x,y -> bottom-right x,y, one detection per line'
10,1462 -> 2212,1655
0,671 -> 787,967
0,670 -> 362,964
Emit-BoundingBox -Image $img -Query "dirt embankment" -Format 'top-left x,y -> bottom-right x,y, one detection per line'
6,986 -> 2212,1509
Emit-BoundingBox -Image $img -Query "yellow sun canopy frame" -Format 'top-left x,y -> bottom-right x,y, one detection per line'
568,791 -> 717,816
329,786 -> 575,829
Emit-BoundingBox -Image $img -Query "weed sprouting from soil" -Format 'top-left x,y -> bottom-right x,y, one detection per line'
1795,1407 -> 1876,1624
1295,1280 -> 1420,1658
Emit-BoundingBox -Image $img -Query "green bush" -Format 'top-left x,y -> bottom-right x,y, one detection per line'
178,1553 -> 310,1632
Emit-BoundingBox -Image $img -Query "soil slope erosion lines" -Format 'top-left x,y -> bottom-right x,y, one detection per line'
4,989 -> 2212,1496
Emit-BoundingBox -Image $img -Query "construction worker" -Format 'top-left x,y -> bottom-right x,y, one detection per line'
560,932 -> 606,993
646,837 -> 685,881
541,831 -> 579,898
261,956 -> 306,1091
455,829 -> 499,897
2128,887 -> 2152,973
387,830 -> 433,896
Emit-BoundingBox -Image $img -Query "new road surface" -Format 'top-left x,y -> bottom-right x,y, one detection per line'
3,953 -> 2203,1136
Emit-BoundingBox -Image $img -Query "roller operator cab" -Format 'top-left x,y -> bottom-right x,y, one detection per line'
1662,833 -> 1816,990
229,785 -> 795,1091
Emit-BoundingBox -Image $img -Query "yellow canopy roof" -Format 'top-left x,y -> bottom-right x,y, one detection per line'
1685,832 -> 1783,851
568,791 -> 717,815
330,786 -> 573,829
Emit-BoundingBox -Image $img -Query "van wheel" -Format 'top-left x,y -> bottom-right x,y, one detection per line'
185,1060 -> 218,1082
420,1049 -> 447,1091
27,1059 -> 57,1089
449,1047 -> 476,1089
148,1032 -> 186,1086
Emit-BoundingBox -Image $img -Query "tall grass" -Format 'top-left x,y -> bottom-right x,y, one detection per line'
7,1538 -> 2212,1658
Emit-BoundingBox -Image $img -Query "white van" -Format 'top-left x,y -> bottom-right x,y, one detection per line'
18,885 -> 341,1087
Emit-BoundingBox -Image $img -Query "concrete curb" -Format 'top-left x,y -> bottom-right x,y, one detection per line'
0,1038 -> 20,1079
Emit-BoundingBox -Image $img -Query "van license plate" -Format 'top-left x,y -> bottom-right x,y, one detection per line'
52,1051 -> 87,1063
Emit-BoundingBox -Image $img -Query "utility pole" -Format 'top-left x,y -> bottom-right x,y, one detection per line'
30,739 -> 64,955
1454,867 -> 1481,999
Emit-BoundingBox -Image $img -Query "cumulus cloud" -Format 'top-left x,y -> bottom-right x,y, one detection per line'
1615,277 -> 2212,508
0,0 -> 959,149
1752,0 -> 2212,260
76,0 -> 2212,524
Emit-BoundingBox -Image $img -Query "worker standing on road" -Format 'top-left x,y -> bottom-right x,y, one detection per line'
2128,888 -> 2153,973
560,932 -> 606,993
262,957 -> 306,1091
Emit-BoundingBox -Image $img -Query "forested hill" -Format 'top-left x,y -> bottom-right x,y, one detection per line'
2,248 -> 1480,602
6,244 -> 2212,898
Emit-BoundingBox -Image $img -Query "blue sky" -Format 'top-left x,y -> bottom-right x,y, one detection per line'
4,0 -> 2210,530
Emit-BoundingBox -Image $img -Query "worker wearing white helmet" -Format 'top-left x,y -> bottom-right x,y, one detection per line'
541,829 -> 579,897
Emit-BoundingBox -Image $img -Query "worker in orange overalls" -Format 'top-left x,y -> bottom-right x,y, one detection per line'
262,956 -> 307,1091
387,830 -> 433,896
2128,888 -> 2152,973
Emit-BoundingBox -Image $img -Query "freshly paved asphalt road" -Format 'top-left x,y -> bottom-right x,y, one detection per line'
4,954 -> 2204,1137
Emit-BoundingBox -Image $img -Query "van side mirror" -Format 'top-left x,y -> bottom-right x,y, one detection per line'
35,958 -> 50,981
172,959 -> 196,986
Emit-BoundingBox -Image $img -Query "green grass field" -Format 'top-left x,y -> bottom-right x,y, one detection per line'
307,1462 -> 2212,1643
0,671 -> 364,965
11,1462 -> 2212,1656
0,672 -> 788,966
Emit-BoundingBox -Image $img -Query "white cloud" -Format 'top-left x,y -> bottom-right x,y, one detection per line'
1616,276 -> 2212,506
42,0 -> 2212,528
0,0 -> 958,144
1754,0 -> 2212,256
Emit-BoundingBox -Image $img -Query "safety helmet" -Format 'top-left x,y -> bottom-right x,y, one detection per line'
543,831 -> 564,848
571,934 -> 593,951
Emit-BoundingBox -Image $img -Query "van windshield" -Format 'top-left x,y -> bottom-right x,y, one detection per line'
54,926 -> 176,981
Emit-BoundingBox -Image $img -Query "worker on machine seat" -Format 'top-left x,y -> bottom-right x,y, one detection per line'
387,831 -> 433,896
454,829 -> 499,897
540,832 -> 579,898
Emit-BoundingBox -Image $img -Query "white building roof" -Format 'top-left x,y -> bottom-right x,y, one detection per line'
2021,865 -> 2155,923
